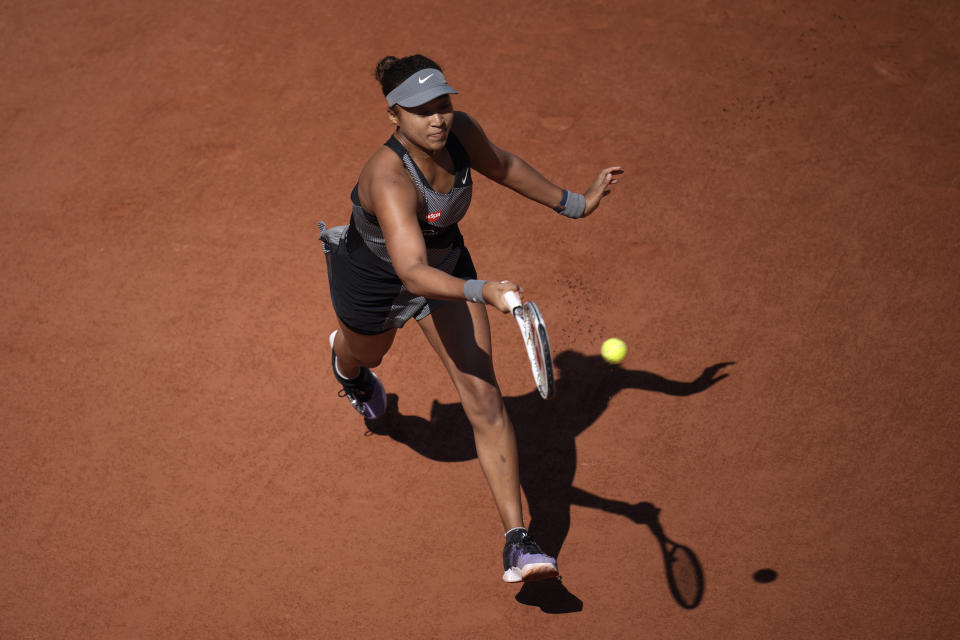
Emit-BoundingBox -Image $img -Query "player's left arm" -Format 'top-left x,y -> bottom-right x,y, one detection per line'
452,110 -> 622,218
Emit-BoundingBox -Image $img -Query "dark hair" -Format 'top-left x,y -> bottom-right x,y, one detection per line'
374,54 -> 443,96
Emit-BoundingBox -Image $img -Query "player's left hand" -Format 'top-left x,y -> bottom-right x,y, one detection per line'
582,166 -> 624,217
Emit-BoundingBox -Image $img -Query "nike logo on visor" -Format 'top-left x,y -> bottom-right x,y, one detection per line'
462,168 -> 469,185
418,73 -> 434,84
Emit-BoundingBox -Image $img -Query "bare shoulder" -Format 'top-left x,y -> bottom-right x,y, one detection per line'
357,145 -> 416,214
452,110 -> 485,144
359,144 -> 404,184
452,110 -> 506,179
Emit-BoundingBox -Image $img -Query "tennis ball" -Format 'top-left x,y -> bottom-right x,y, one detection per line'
601,338 -> 627,364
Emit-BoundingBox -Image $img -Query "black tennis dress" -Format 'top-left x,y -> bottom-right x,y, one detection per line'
320,133 -> 476,335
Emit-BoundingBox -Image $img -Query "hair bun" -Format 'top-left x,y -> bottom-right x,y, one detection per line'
374,56 -> 399,83
374,54 -> 443,96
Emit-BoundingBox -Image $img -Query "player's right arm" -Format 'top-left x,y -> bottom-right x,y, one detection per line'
364,156 -> 518,312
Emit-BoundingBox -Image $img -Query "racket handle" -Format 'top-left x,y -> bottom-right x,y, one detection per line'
503,290 -> 522,311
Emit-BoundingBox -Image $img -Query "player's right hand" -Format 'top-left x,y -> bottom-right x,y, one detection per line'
483,280 -> 522,313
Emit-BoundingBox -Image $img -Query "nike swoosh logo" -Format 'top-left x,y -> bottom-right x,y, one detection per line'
462,168 -> 469,184
418,73 -> 434,84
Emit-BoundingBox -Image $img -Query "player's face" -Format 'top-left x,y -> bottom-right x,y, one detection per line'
390,95 -> 454,153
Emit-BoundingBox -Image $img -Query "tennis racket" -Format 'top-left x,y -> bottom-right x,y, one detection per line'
503,290 -> 555,399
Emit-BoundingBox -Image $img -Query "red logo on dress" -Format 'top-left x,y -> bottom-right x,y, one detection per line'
426,210 -> 442,222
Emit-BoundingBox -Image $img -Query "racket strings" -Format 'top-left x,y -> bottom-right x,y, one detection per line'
513,301 -> 554,399
523,327 -> 543,386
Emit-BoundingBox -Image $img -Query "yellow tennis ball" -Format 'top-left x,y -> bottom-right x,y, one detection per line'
601,338 -> 627,364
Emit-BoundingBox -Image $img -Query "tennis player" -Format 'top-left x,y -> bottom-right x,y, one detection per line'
319,54 -> 621,583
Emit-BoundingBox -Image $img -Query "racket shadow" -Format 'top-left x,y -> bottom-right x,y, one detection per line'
364,350 -> 731,613
567,492 -> 705,609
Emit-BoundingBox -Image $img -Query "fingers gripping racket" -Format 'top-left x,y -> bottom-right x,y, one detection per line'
503,291 -> 555,399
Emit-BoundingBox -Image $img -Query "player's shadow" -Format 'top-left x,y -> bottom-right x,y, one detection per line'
364,351 -> 732,614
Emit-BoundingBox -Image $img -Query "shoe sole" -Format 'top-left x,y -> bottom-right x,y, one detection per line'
502,563 -> 559,583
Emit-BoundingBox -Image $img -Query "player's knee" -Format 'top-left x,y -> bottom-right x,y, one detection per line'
341,343 -> 386,369
338,329 -> 394,371
355,353 -> 384,369
460,382 -> 505,428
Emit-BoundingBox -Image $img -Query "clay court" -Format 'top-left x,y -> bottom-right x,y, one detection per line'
2,1 -> 958,638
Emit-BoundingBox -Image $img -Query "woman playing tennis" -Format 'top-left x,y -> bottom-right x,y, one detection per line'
320,54 -> 621,583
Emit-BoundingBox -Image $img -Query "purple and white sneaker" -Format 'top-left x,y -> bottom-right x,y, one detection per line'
502,527 -> 559,583
329,330 -> 386,419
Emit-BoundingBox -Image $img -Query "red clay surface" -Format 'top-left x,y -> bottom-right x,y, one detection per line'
3,1 -> 959,638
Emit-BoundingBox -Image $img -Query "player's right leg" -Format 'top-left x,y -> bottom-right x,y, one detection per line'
329,320 -> 395,419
